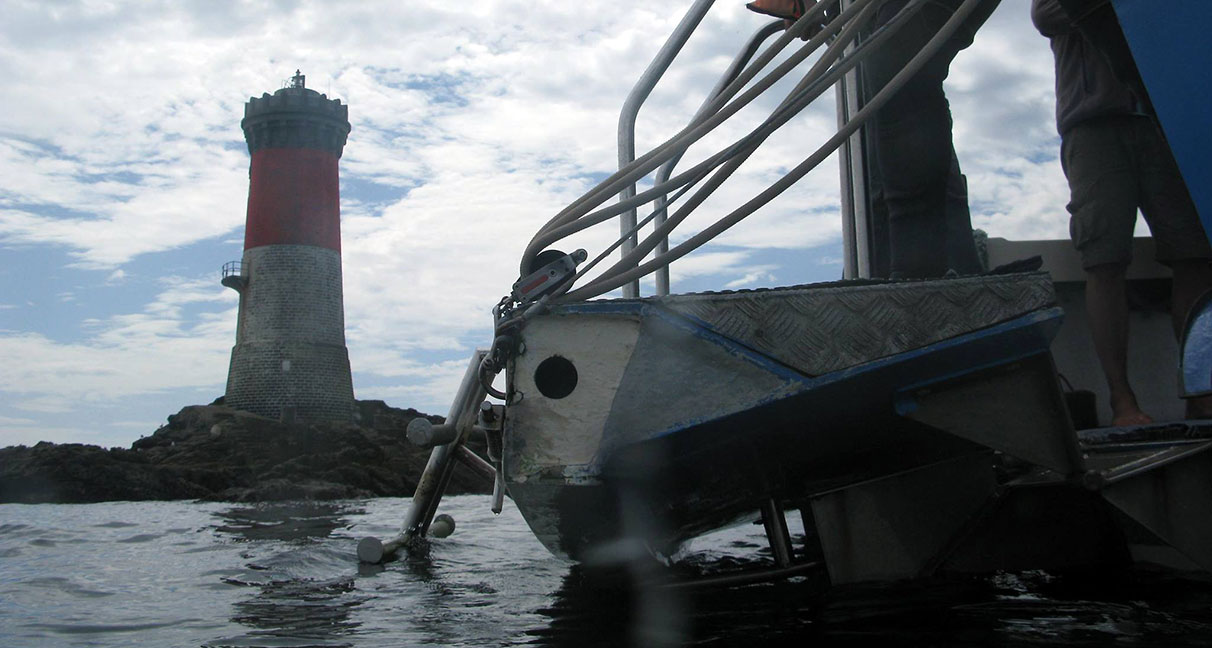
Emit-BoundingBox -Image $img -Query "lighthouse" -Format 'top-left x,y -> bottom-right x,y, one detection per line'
222,71 -> 355,422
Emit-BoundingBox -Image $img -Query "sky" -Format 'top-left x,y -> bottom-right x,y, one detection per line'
0,0 -> 1074,449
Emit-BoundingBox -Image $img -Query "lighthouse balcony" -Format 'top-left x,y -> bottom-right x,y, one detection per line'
221,260 -> 247,292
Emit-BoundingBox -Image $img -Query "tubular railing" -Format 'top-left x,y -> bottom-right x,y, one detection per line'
221,260 -> 243,279
520,0 -> 980,304
616,0 -> 716,298
649,18 -> 788,296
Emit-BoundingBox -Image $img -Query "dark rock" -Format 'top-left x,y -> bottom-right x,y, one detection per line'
0,400 -> 493,504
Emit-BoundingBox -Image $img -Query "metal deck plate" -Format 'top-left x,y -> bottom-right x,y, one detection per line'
650,272 -> 1056,376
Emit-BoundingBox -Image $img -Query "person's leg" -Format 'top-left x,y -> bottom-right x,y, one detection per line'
1085,263 -> 1152,426
1063,117 -> 1143,424
864,2 -> 962,278
1132,116 -> 1212,416
878,87 -> 951,278
1133,116 -> 1212,338
943,148 -> 982,274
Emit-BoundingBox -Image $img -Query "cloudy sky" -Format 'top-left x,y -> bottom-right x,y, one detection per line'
0,0 -> 1071,448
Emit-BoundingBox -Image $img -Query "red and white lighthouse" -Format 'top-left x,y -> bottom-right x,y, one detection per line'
222,71 -> 355,422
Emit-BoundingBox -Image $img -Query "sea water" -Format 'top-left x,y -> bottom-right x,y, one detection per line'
3,496 -> 1212,647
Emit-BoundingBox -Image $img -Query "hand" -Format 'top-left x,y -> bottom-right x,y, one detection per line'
788,0 -> 832,41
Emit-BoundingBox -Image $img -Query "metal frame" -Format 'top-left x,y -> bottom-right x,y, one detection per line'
650,19 -> 787,296
618,0 -> 716,298
619,0 -> 879,292
358,350 -> 490,563
836,0 -> 871,279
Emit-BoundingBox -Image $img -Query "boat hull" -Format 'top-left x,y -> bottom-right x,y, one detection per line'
503,273 -> 1072,560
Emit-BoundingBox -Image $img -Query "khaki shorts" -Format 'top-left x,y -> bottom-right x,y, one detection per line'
1062,114 -> 1211,269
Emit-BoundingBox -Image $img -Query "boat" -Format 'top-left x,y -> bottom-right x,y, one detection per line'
359,0 -> 1212,586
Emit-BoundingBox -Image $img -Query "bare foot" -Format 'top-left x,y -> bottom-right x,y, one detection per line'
1111,410 -> 1154,427
1110,391 -> 1153,427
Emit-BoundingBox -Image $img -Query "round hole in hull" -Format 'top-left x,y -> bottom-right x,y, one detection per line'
535,355 -> 577,399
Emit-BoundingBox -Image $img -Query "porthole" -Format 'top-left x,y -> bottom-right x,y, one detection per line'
534,355 -> 578,399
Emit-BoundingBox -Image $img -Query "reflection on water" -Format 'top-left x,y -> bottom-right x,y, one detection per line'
207,502 -> 368,648
222,577 -> 363,648
527,566 -> 685,647
526,558 -> 1212,647
5,498 -> 1212,647
214,502 -> 359,543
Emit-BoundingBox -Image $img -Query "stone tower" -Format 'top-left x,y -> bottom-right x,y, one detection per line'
222,71 -> 355,422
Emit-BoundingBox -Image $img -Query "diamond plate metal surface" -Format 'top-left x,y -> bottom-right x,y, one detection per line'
651,273 -> 1057,376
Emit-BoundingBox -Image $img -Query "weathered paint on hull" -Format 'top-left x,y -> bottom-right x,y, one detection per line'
504,275 -> 1070,560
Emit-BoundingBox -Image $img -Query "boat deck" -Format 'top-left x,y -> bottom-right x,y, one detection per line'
647,271 -> 1057,376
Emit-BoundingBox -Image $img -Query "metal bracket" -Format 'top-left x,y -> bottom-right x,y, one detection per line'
510,249 -> 587,303
476,401 -> 507,514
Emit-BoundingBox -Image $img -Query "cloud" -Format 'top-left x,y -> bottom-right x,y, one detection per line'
0,425 -> 91,448
0,0 -> 1070,446
724,267 -> 779,289
0,145 -> 248,268
352,357 -> 481,414
947,1 -> 1070,241
0,276 -> 236,410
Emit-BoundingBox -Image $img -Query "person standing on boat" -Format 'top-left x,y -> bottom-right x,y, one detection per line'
746,0 -> 1000,278
1032,0 -> 1212,425
861,0 -> 1000,279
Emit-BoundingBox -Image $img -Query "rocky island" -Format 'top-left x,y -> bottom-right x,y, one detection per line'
0,400 -> 491,504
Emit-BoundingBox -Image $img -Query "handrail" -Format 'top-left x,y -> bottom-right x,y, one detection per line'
617,0 -> 716,298
220,260 -> 246,292
592,0 -> 864,301
522,0 -> 966,305
556,0 -> 973,302
836,0 -> 870,280
520,0 -> 841,275
651,19 -> 787,296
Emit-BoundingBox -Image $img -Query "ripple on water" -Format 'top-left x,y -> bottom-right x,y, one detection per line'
0,522 -> 33,535
115,533 -> 162,543
29,620 -> 200,635
20,576 -> 115,598
8,498 -> 1212,647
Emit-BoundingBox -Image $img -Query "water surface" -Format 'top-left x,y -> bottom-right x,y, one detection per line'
3,497 -> 1211,646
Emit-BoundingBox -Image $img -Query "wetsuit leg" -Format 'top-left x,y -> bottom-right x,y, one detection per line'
864,0 -> 965,278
